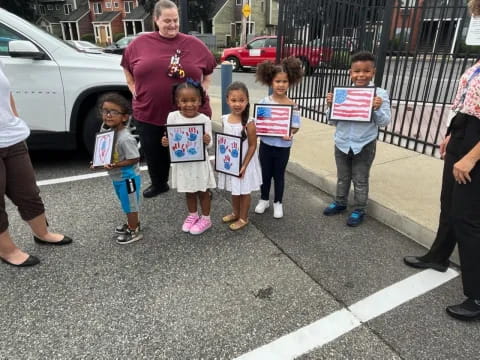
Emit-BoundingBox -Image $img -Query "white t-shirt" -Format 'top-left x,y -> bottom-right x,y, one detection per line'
0,62 -> 30,148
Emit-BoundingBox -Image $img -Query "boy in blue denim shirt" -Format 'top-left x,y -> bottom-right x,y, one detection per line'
324,51 -> 391,226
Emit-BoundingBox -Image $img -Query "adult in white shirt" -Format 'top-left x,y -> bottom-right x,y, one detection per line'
0,62 -> 72,267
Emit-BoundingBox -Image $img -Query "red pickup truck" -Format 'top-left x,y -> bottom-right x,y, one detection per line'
220,35 -> 333,75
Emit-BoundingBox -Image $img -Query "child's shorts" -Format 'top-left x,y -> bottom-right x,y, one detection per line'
112,175 -> 141,214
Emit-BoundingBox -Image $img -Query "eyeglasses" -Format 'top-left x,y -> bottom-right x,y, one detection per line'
101,109 -> 125,116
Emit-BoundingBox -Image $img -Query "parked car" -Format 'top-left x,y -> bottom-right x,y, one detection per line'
0,8 -> 134,155
103,35 -> 137,55
65,40 -> 104,54
220,35 -> 333,75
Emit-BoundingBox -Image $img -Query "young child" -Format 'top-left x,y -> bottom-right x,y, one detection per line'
324,51 -> 391,226
254,56 -> 303,219
217,82 -> 262,230
161,79 -> 216,235
97,93 -> 142,244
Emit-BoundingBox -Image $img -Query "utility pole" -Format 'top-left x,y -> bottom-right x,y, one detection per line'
179,0 -> 188,34
241,0 -> 247,45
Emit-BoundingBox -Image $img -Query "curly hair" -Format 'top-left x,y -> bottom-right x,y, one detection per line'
469,0 -> 480,16
98,92 -> 132,115
172,78 -> 206,106
255,56 -> 303,87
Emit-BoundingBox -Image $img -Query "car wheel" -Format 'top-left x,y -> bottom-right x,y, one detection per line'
226,56 -> 241,72
82,106 -> 102,156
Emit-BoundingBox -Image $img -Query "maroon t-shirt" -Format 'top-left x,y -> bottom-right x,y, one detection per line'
121,32 -> 217,126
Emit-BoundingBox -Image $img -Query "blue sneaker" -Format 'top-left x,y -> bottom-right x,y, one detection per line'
347,209 -> 365,227
323,202 -> 347,216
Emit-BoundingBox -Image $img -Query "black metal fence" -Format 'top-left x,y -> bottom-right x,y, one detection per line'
277,0 -> 480,157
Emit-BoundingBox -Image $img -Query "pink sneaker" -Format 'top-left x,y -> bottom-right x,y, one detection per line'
182,214 -> 199,232
189,216 -> 212,235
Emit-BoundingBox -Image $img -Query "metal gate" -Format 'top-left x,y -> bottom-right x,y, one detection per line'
277,0 -> 479,157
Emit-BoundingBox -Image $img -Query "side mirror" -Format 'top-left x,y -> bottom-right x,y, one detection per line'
246,43 -> 251,49
8,40 -> 44,60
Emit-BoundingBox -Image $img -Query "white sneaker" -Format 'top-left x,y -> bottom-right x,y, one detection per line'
273,202 -> 283,219
255,199 -> 270,214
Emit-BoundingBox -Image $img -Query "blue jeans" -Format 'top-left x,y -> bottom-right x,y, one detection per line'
334,141 -> 376,210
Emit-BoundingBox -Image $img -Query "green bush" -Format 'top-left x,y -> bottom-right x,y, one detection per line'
81,33 -> 95,43
455,40 -> 480,57
331,50 -> 351,69
211,49 -> 222,64
113,33 -> 125,43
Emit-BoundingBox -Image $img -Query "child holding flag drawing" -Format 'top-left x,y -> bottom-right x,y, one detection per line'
254,57 -> 303,219
324,51 -> 391,226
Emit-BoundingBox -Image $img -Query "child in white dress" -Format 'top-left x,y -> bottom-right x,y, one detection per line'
217,82 -> 262,230
161,79 -> 216,235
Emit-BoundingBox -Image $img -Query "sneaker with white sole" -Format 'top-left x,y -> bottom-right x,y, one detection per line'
190,216 -> 212,235
115,223 -> 129,234
116,226 -> 143,244
182,214 -> 199,232
255,199 -> 270,214
273,202 -> 283,218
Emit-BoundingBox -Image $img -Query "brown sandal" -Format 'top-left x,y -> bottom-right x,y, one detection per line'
229,218 -> 249,231
222,213 -> 238,223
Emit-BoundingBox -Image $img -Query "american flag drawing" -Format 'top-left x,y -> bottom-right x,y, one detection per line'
254,104 -> 292,137
331,87 -> 375,122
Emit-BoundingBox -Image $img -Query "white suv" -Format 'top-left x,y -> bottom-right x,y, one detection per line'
0,8 -> 132,154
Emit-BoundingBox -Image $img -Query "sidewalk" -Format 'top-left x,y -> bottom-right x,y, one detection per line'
209,96 -> 456,263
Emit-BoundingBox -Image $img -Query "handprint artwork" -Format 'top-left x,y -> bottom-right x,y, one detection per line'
215,133 -> 242,177
230,141 -> 239,158
186,127 -> 198,141
166,123 -> 205,163
223,154 -> 231,170
92,130 -> 115,167
173,142 -> 186,157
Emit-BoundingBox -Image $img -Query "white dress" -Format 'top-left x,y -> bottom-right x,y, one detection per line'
168,111 -> 216,192
217,115 -> 262,195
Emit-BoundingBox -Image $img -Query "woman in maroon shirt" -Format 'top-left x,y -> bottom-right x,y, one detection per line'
121,0 -> 216,198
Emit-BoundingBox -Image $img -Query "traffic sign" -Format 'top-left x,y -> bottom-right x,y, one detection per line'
242,4 -> 251,18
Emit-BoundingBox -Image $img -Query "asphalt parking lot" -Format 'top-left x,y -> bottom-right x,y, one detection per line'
0,150 -> 478,360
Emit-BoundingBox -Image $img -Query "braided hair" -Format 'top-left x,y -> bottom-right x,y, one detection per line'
226,81 -> 250,141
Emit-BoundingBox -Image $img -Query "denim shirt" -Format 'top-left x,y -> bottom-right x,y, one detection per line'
257,96 -> 301,148
327,83 -> 391,154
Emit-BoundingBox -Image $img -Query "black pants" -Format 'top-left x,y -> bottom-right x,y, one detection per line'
135,121 -> 170,188
259,142 -> 291,203
427,113 -> 480,298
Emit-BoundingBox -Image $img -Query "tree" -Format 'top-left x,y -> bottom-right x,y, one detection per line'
138,0 -> 216,32
1,0 -> 36,21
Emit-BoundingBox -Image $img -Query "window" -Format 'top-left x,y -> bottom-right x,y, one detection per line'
39,5 -> 47,15
64,4 -> 72,15
248,38 -> 266,49
105,2 -> 112,9
56,4 -> 61,10
0,22 -> 27,56
265,38 -> 277,47
236,0 -> 242,5
93,2 -> 103,14
124,1 -> 134,13
47,4 -> 53,10
114,2 -> 119,8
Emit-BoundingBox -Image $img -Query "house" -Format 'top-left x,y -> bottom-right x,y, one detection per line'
209,0 -> 279,48
88,1 -> 152,45
34,0 -> 92,41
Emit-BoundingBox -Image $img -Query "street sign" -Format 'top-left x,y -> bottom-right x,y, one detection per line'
242,4 -> 251,18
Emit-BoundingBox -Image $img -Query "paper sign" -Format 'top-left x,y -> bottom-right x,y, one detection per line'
254,104 -> 293,137
330,86 -> 375,122
466,16 -> 480,45
166,123 -> 206,163
92,130 -> 115,168
215,133 -> 243,177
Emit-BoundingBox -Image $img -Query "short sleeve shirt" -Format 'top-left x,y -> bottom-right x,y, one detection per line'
0,61 -> 30,148
121,32 -> 217,126
108,128 -> 140,181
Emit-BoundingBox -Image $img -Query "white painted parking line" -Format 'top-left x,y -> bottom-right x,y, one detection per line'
36,157 -> 215,187
234,268 -> 459,360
